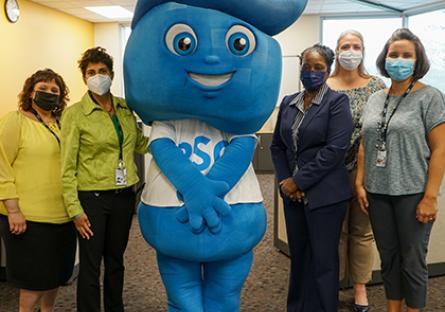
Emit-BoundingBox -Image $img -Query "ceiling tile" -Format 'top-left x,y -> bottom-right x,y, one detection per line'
30,0 -> 445,22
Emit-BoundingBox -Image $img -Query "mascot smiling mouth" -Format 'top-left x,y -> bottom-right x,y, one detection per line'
188,72 -> 234,89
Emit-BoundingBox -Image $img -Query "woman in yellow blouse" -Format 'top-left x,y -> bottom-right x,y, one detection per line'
0,69 -> 76,312
61,47 -> 149,312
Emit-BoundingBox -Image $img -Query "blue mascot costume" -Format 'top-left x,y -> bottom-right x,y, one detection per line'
124,1 -> 307,311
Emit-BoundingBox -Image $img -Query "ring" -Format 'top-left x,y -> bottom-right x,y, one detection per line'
429,217 -> 434,221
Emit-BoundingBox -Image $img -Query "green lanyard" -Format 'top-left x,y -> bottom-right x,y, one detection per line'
110,114 -> 124,161
89,92 -> 125,162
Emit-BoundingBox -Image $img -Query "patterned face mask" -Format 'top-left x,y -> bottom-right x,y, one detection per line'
338,50 -> 363,71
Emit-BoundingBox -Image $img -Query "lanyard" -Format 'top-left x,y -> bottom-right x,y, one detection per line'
89,92 -> 125,163
110,113 -> 124,162
377,80 -> 415,149
31,109 -> 61,145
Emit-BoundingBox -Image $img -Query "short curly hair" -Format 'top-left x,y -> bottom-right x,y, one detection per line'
19,69 -> 69,117
78,47 -> 114,77
300,44 -> 335,73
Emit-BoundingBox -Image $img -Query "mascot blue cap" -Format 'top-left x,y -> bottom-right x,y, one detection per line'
132,0 -> 307,36
125,0 -> 308,134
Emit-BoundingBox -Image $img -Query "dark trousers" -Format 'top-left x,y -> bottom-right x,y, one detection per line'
283,198 -> 347,312
367,193 -> 432,309
77,188 -> 135,312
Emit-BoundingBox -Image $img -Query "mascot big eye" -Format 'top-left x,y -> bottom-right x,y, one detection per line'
124,1 -> 307,311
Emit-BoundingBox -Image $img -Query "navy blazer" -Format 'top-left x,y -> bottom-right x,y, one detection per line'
270,87 -> 353,210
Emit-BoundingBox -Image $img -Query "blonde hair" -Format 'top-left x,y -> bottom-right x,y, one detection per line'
331,29 -> 370,78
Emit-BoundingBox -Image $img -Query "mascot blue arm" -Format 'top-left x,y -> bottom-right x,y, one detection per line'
206,136 -> 256,191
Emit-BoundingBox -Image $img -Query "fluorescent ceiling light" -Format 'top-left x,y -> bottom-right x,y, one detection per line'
85,6 -> 133,19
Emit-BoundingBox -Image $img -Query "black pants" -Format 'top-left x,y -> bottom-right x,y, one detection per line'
77,188 -> 135,312
367,193 -> 432,309
283,198 -> 346,312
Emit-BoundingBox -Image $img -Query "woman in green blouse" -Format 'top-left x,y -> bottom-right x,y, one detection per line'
61,47 -> 149,312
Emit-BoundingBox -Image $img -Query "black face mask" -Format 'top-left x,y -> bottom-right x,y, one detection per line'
33,91 -> 60,111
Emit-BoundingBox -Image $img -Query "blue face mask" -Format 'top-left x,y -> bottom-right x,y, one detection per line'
385,58 -> 415,81
300,70 -> 326,91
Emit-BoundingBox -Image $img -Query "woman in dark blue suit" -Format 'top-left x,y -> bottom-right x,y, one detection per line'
271,44 -> 353,312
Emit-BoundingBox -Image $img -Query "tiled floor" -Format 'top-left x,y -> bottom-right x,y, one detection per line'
1,174 -> 445,311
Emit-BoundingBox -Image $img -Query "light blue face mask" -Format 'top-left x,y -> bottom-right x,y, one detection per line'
385,58 -> 415,81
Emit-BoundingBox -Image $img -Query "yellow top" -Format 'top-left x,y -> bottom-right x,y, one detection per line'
0,111 -> 71,223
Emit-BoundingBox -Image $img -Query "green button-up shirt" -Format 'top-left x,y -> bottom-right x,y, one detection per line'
61,92 -> 149,218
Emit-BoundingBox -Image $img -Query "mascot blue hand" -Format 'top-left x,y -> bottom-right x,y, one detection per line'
150,137 -> 231,233
176,179 -> 231,234
176,135 -> 255,232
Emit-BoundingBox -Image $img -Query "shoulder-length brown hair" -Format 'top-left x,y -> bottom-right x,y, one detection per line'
376,28 -> 430,80
331,30 -> 370,79
19,69 -> 69,117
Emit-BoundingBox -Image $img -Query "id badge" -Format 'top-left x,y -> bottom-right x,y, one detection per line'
375,149 -> 387,168
115,160 -> 127,186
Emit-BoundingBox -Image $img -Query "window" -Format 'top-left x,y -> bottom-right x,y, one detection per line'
120,25 -> 132,95
121,25 -> 132,57
409,10 -> 445,93
322,17 -> 402,82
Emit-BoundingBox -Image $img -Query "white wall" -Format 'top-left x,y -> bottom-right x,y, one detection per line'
94,23 -> 125,97
260,15 -> 321,133
274,15 -> 321,56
